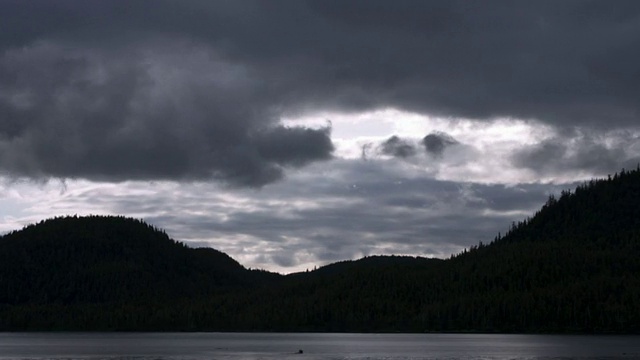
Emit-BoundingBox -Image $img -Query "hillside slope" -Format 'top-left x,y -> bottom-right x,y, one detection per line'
0,216 -> 279,305
221,168 -> 640,332
1,168 -> 640,332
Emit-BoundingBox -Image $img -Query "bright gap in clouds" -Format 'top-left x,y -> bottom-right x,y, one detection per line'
285,108 -> 640,185
282,108 -> 559,184
3,109 -> 639,273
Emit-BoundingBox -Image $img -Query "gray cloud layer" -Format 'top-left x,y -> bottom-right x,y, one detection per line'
512,129 -> 640,175
0,41 -> 333,186
2,1 -> 640,184
27,159 -> 565,271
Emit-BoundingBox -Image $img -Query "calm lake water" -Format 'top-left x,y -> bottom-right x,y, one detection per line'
1,333 -> 639,360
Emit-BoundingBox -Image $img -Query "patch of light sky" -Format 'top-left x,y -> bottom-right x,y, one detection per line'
282,108 -> 558,184
283,108 -> 553,147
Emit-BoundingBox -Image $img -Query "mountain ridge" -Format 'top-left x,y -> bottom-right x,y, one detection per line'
1,168 -> 640,332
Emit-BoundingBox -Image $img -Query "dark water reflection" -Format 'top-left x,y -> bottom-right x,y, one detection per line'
1,333 -> 639,360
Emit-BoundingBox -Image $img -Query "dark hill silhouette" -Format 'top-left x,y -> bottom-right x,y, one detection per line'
0,216 -> 280,305
1,168 -> 640,332
208,168 -> 640,333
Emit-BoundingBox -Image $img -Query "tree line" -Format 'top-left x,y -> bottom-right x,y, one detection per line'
1,168 -> 640,332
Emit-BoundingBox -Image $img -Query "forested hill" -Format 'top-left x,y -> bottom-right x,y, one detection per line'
0,216 -> 280,305
1,168 -> 640,332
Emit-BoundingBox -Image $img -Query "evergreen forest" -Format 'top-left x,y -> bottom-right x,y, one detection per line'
1,169 -> 640,332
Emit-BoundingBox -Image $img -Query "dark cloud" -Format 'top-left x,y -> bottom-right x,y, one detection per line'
379,136 -> 416,158
239,1 -> 640,126
0,41 -> 333,186
253,126 -> 333,166
2,0 -> 640,184
422,132 -> 459,156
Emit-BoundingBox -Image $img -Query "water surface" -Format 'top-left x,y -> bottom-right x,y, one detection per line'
1,332 -> 639,360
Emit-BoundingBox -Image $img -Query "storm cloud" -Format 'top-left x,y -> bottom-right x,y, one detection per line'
1,1 -> 640,185
0,41 -> 333,186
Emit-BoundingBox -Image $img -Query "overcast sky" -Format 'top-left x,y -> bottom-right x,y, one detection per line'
1,1 -> 639,273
